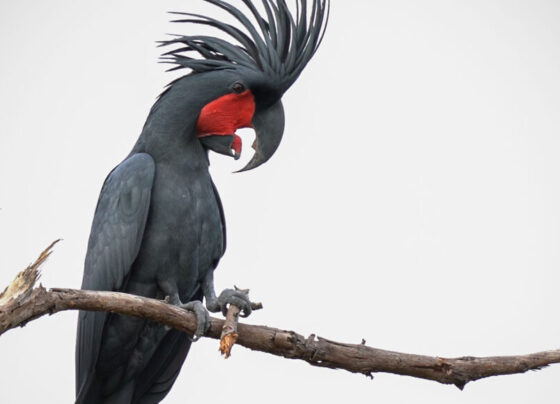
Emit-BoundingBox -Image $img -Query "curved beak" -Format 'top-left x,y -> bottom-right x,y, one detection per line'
236,100 -> 285,172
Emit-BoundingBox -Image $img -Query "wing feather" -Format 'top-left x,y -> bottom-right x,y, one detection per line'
75,153 -> 155,402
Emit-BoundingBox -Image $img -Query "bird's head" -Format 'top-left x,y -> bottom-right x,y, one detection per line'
160,0 -> 329,171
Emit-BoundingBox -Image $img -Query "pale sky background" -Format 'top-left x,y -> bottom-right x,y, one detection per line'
1,1 -> 560,403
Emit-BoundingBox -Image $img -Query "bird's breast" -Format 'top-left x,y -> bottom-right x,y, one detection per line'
126,163 -> 224,299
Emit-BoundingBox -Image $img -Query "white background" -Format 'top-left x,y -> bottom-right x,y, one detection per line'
1,1 -> 560,403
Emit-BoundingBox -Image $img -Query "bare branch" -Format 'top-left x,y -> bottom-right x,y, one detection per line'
1,243 -> 559,390
220,304 -> 240,359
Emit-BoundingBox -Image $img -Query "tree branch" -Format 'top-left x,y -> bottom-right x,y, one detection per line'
1,243 -> 559,390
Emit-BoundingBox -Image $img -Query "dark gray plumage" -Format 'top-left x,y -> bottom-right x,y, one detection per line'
75,1 -> 328,403
163,0 -> 329,91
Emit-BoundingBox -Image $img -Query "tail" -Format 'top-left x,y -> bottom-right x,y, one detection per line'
75,331 -> 192,404
76,376 -> 135,404
75,371 -> 105,404
131,330 -> 193,403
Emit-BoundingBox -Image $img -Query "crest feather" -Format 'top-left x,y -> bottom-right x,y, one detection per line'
160,0 -> 329,91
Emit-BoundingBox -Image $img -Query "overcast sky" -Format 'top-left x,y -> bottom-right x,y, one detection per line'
1,1 -> 560,403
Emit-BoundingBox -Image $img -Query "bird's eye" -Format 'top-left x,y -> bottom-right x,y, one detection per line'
232,82 -> 246,94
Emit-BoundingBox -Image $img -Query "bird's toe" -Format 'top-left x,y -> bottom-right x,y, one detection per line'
217,288 -> 253,318
180,300 -> 210,341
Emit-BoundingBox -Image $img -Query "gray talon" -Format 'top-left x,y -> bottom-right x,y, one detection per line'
180,300 -> 210,341
216,288 -> 253,318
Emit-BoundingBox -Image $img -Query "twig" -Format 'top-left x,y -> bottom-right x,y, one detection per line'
219,287 -> 263,358
220,304 -> 240,358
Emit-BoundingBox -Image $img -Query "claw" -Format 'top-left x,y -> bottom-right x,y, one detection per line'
216,288 -> 253,318
180,300 -> 210,341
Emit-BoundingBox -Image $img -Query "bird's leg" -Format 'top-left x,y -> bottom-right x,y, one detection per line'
202,270 -> 254,318
162,284 -> 210,341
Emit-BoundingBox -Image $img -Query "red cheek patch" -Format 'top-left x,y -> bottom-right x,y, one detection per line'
196,90 -> 256,137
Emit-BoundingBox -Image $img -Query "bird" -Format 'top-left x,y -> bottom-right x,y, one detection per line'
75,0 -> 329,403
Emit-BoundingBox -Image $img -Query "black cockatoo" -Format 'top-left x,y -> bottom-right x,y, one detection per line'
75,1 -> 329,403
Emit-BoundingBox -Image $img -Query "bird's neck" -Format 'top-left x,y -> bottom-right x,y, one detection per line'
131,77 -> 209,168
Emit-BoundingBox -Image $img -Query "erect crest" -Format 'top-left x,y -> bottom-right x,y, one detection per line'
161,0 -> 329,92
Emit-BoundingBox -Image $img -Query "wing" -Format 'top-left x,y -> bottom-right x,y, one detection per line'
75,153 -> 155,401
211,178 -> 227,257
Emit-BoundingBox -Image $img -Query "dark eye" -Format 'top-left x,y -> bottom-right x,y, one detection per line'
232,82 -> 246,94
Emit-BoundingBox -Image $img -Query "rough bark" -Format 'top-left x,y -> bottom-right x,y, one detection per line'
1,242 -> 559,390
